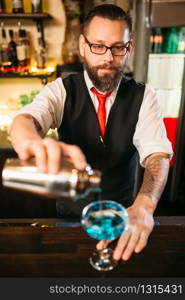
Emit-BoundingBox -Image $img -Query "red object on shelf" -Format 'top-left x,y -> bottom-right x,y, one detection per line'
163,117 -> 178,165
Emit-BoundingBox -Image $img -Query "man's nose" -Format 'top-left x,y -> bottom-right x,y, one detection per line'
103,48 -> 114,62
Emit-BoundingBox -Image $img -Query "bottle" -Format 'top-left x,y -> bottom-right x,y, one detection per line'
0,0 -> 6,13
0,28 -> 13,72
165,27 -> 178,54
8,29 -> 18,71
2,158 -> 101,200
153,28 -> 163,54
31,0 -> 42,13
35,37 -> 46,69
158,28 -> 163,53
11,0 -> 24,13
16,29 -> 30,72
149,29 -> 155,53
177,27 -> 185,54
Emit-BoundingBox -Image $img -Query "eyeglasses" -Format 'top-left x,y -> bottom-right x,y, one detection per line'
84,35 -> 130,56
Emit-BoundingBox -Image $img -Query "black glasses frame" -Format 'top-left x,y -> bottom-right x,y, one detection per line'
83,35 -> 130,56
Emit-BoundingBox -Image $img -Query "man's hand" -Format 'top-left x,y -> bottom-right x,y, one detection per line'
18,137 -> 87,173
10,114 -> 87,173
96,196 -> 154,261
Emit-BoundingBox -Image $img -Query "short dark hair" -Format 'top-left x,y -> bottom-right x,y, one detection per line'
83,4 -> 132,35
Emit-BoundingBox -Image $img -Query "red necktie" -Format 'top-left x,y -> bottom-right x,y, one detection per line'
91,87 -> 112,136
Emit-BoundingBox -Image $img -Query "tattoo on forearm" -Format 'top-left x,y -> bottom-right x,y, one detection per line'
139,155 -> 170,202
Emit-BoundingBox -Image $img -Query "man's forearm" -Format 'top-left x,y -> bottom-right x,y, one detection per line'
98,153 -> 170,261
135,153 -> 170,213
10,114 -> 42,153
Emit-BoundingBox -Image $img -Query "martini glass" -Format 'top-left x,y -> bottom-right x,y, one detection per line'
81,200 -> 129,271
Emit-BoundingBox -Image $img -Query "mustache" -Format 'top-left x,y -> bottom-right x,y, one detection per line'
95,64 -> 119,70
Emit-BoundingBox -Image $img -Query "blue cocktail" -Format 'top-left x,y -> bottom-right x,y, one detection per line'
81,200 -> 129,271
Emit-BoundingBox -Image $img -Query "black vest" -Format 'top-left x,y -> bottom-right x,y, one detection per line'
58,73 -> 145,206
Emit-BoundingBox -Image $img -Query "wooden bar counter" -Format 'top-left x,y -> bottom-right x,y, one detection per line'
0,216 -> 184,277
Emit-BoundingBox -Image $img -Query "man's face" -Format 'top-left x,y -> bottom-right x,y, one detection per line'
79,16 -> 132,92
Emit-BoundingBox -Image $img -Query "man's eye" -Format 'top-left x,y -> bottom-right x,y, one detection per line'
114,46 -> 125,51
93,45 -> 105,50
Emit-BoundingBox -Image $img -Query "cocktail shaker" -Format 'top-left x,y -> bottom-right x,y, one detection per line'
2,158 -> 101,200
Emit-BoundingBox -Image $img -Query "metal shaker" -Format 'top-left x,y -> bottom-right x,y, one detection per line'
2,158 -> 101,200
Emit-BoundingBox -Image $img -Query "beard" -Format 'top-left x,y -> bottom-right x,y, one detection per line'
84,59 -> 123,93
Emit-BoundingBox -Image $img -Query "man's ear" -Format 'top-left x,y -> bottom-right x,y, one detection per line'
79,34 -> 85,57
127,39 -> 133,58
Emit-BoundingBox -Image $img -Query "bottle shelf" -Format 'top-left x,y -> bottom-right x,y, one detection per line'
0,13 -> 52,52
0,13 -> 52,20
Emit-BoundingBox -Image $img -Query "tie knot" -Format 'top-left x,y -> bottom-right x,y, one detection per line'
91,87 -> 112,104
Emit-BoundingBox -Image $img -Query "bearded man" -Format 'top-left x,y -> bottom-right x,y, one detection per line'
10,4 -> 172,261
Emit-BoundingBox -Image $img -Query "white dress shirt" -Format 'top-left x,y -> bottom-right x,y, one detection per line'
16,70 -> 173,167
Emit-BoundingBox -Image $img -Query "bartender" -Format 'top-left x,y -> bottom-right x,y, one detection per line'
9,4 -> 173,261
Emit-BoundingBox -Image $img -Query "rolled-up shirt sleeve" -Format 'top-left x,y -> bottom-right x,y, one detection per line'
15,77 -> 66,136
133,85 -> 173,167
